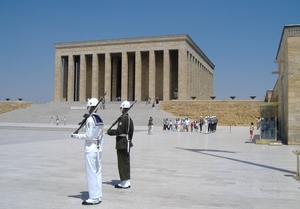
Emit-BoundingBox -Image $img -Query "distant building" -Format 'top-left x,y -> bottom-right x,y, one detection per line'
54,34 -> 214,102
271,24 -> 300,145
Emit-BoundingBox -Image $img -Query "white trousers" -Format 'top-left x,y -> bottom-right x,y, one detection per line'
205,124 -> 208,134
150,125 -> 153,134
85,151 -> 102,199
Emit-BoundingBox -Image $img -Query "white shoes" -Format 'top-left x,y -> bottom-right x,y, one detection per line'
115,180 -> 131,189
82,198 -> 101,205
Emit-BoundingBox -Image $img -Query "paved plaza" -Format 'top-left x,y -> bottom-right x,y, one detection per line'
0,120 -> 300,209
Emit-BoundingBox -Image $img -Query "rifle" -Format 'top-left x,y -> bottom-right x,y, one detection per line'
73,92 -> 107,134
107,100 -> 137,132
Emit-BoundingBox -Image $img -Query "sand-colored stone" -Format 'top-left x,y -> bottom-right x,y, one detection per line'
273,25 -> 300,145
160,100 -> 262,126
0,102 -> 34,114
54,35 -> 214,102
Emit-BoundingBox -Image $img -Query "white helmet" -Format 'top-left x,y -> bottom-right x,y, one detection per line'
120,101 -> 130,109
87,98 -> 99,112
87,98 -> 98,107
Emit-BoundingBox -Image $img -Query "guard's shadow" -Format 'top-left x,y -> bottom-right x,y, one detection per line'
68,191 -> 89,201
68,180 -> 120,199
103,179 -> 119,187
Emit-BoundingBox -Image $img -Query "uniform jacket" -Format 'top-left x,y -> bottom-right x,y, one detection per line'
72,113 -> 104,152
109,113 -> 134,149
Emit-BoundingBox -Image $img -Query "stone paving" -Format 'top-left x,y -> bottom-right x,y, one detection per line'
0,121 -> 300,209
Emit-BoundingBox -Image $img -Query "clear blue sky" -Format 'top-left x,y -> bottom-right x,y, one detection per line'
0,0 -> 299,103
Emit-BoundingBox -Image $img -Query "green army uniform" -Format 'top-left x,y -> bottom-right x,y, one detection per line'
107,113 -> 134,185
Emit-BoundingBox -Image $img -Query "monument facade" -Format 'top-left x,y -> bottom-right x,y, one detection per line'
272,24 -> 300,145
54,34 -> 214,102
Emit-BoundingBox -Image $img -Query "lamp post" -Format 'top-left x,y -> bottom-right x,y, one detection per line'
250,96 -> 256,100
229,104 -> 232,133
210,96 -> 216,100
292,150 -> 300,180
229,96 -> 235,133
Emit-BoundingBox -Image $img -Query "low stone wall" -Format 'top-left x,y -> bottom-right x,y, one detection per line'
159,100 -> 263,126
0,102 -> 34,114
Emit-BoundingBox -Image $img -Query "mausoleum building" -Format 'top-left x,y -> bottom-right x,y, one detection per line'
54,34 -> 214,102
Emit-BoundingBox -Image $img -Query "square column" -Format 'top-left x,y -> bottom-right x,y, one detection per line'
135,51 -> 142,101
104,52 -> 111,101
111,57 -> 118,100
121,51 -> 128,100
54,53 -> 62,102
92,53 -> 99,99
178,48 -> 187,100
163,49 -> 170,101
191,56 -> 195,97
149,50 -> 155,99
79,54 -> 86,102
187,53 -> 192,99
197,60 -> 200,99
67,55 -> 74,102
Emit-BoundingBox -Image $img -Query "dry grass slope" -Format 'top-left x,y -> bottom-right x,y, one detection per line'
0,102 -> 34,114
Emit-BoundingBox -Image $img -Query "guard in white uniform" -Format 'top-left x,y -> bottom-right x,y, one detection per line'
205,116 -> 209,134
71,98 -> 104,205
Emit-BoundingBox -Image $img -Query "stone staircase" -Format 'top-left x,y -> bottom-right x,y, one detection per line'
0,101 -> 177,127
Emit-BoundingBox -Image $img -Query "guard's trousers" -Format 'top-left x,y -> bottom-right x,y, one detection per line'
117,149 -> 130,181
85,151 -> 102,199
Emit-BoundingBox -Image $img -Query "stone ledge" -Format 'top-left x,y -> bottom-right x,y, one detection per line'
70,106 -> 86,110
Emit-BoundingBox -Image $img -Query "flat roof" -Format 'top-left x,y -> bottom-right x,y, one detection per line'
54,34 -> 215,69
275,24 -> 300,60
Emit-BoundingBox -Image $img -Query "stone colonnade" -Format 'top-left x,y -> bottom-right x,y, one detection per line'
54,35 -> 214,102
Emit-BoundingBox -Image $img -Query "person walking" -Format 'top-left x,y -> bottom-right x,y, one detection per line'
208,116 -> 212,133
56,116 -> 59,126
148,117 -> 153,135
185,118 -> 190,132
194,121 -> 199,132
71,98 -> 104,205
199,116 -> 203,133
107,101 -> 134,189
169,120 -> 173,131
177,119 -> 181,132
250,122 -> 254,141
204,116 -> 209,134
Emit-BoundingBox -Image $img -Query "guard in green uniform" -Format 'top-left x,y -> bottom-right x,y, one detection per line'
107,101 -> 134,189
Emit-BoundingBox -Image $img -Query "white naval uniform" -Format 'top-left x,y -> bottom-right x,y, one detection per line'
72,114 -> 104,200
205,119 -> 209,134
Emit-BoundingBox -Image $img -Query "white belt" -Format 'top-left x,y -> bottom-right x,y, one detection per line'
85,139 -> 98,143
118,134 -> 127,137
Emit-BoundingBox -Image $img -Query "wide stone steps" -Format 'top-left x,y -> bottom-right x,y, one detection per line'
0,101 -> 176,127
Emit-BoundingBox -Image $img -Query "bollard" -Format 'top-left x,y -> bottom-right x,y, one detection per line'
292,150 -> 300,180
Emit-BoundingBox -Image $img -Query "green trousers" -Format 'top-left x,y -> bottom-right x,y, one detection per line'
117,149 -> 130,181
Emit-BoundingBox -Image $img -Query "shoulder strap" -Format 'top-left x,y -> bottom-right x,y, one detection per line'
127,115 -> 131,134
